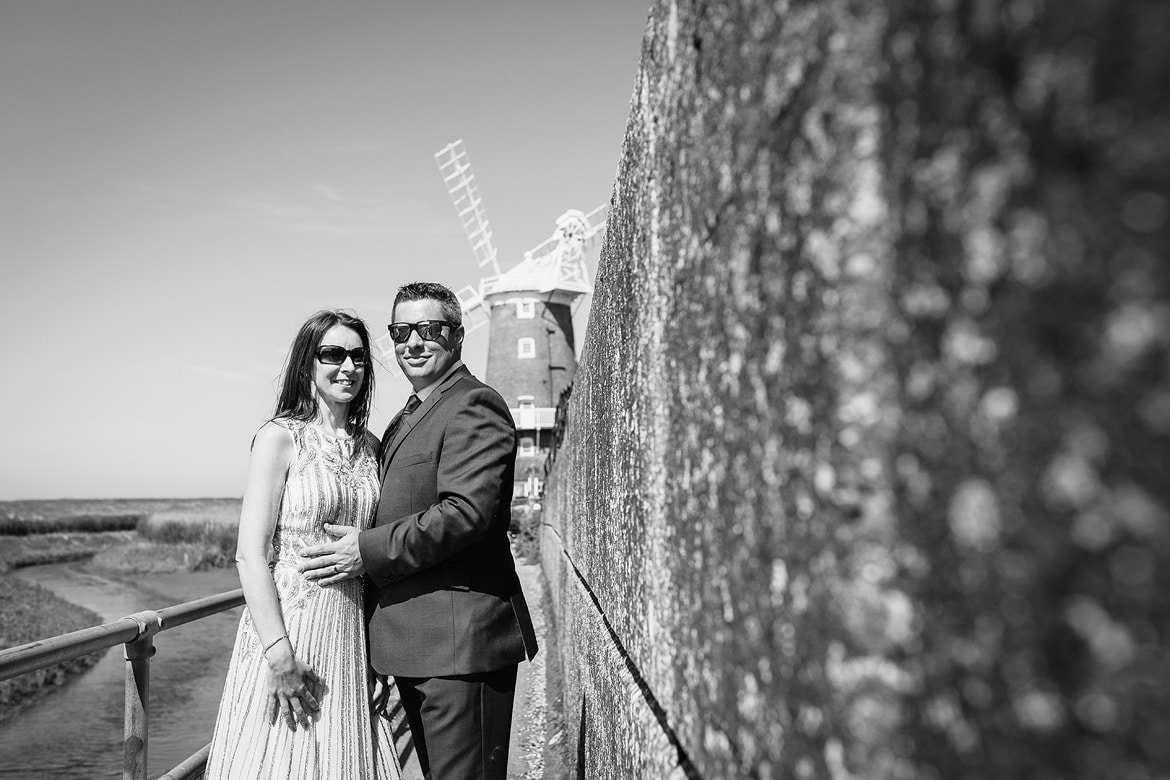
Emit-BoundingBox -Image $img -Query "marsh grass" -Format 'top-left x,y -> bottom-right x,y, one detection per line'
0,532 -> 135,573
0,499 -> 243,573
0,577 -> 104,720
91,541 -> 232,574
0,498 -> 244,716
132,505 -> 241,570
0,514 -> 143,535
0,498 -> 241,531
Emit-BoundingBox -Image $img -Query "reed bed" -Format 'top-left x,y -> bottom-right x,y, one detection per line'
0,499 -> 243,571
132,507 -> 239,568
0,577 -> 104,720
0,532 -> 134,573
0,499 -> 245,715
1,497 -> 187,521
0,513 -> 143,535
91,540 -> 234,574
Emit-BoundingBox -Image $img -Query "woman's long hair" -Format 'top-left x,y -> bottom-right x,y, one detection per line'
273,309 -> 375,438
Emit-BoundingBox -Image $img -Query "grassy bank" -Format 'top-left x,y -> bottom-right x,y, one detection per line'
0,497 -> 240,521
0,531 -> 136,572
87,504 -> 241,573
0,576 -> 105,722
0,513 -> 143,535
0,499 -> 242,575
0,499 -> 243,720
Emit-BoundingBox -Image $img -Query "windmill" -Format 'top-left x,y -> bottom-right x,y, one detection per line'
428,138 -> 608,497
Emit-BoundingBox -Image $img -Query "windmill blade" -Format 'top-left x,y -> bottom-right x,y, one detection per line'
455,284 -> 491,334
434,140 -> 501,277
579,203 -> 608,248
522,232 -> 561,265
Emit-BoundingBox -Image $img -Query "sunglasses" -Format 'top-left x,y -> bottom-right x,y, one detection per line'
315,345 -> 369,365
387,320 -> 455,344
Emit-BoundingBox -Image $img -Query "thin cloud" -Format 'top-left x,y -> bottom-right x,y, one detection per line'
326,142 -> 391,157
230,187 -> 436,237
232,193 -> 311,221
171,360 -> 275,382
127,179 -> 192,209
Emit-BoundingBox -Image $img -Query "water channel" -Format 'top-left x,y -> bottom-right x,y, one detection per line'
0,563 -> 243,779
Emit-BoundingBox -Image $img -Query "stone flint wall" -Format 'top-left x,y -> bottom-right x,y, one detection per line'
540,0 -> 1170,777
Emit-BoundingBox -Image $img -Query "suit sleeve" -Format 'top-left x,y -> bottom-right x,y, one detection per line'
360,385 -> 515,585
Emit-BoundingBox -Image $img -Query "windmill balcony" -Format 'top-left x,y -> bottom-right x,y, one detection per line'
512,407 -> 557,431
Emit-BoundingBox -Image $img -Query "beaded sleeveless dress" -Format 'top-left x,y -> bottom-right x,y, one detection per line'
205,420 -> 401,779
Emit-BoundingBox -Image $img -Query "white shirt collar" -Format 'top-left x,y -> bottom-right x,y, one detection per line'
413,359 -> 464,403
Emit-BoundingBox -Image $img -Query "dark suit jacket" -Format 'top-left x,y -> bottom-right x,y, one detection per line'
359,365 -> 538,677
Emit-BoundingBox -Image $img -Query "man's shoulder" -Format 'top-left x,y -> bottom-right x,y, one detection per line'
446,370 -> 501,399
442,374 -> 512,417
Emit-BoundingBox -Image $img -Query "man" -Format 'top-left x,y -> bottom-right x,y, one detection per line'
300,281 -> 538,779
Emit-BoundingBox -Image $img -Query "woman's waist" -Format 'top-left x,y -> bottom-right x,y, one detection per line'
272,525 -> 367,561
268,560 -> 363,608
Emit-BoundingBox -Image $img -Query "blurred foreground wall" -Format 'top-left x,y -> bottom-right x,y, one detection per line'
539,0 -> 1170,777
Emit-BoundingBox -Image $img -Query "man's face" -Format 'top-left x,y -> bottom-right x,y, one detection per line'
391,298 -> 463,391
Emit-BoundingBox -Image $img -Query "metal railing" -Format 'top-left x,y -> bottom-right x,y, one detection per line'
1,587 -> 412,779
0,589 -> 245,780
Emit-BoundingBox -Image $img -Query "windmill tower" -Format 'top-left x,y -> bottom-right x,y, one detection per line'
434,139 -> 606,498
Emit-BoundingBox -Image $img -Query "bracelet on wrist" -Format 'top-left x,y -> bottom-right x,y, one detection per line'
263,634 -> 288,654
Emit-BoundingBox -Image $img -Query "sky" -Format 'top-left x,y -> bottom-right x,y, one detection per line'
0,1 -> 650,500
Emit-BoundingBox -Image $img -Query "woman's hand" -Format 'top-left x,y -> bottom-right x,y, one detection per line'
369,666 -> 391,720
265,643 -> 322,730
299,523 -> 365,587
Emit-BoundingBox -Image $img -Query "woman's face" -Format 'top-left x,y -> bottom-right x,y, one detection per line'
312,325 -> 366,408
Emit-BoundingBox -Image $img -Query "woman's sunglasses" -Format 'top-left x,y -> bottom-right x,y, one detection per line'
387,320 -> 454,344
315,346 -> 368,365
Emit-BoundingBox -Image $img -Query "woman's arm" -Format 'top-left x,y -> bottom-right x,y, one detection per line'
235,421 -> 320,729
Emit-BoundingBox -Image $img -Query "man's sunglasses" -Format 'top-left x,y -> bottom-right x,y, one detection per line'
387,320 -> 455,344
315,346 -> 369,365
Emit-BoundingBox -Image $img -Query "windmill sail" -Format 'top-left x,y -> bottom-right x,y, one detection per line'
434,140 -> 501,278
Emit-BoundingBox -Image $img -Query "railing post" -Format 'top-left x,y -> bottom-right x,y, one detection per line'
122,610 -> 162,780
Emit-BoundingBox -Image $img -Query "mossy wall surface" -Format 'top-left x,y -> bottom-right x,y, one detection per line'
540,0 -> 1170,778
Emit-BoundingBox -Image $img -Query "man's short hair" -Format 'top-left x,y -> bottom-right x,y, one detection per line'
393,282 -> 463,326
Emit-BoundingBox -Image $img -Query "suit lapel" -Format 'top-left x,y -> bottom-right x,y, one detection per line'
381,366 -> 472,477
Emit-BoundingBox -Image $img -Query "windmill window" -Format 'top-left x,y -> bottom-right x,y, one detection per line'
518,338 -> 536,359
517,300 -> 535,319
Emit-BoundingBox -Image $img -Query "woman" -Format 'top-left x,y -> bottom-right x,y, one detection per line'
205,310 -> 401,779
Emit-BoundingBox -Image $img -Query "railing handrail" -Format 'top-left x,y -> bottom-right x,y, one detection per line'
0,588 -> 245,683
0,587 -> 246,780
1,584 -> 411,780
157,589 -> 245,631
0,585 -> 410,779
156,743 -> 211,780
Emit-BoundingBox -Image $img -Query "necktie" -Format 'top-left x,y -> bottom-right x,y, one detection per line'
403,393 -> 422,416
380,394 -> 421,464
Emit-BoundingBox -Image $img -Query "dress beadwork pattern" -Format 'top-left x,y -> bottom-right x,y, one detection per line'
205,420 -> 400,779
